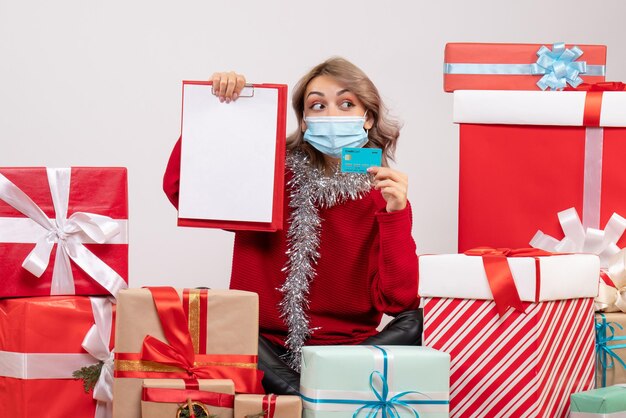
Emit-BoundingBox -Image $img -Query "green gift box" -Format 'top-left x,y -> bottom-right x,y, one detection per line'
300,345 -> 450,418
570,385 -> 626,417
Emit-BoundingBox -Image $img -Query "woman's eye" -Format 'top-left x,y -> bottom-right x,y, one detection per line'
340,101 -> 355,109
310,103 -> 325,110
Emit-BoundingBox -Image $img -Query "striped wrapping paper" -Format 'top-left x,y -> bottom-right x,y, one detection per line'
423,297 -> 596,418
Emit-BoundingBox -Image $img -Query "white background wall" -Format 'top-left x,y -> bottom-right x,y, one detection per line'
2,0 -> 626,289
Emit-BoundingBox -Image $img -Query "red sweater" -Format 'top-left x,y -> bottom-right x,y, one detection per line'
163,139 -> 420,347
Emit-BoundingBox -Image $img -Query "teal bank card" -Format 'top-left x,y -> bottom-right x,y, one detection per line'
341,148 -> 382,173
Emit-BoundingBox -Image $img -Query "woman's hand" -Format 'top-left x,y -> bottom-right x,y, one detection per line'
367,166 -> 408,212
210,71 -> 246,103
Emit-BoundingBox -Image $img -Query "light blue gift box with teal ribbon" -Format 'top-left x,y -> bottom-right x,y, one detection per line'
570,385 -> 626,417
300,345 -> 450,418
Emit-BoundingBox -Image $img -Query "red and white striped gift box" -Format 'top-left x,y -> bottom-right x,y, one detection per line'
419,252 -> 600,418
423,297 -> 595,418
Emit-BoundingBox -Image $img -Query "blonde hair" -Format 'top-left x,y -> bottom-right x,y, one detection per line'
286,57 -> 402,170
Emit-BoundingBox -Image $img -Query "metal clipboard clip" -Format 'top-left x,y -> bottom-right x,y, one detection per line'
211,83 -> 255,98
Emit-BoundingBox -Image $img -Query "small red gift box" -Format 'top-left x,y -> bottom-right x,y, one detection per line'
0,167 -> 128,297
444,42 -> 606,92
0,296 -> 115,418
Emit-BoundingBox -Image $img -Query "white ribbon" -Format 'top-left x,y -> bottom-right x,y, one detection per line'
595,249 -> 626,312
531,208 -> 626,312
583,127 -> 604,230
0,351 -> 97,379
0,168 -> 127,297
82,297 -> 114,418
530,207 -> 626,269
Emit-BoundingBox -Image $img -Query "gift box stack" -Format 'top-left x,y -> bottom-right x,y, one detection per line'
0,167 -> 128,417
113,286 -> 267,418
0,168 -> 301,418
418,41 -> 626,417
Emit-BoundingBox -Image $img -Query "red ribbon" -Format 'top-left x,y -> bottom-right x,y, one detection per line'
464,247 -> 553,317
115,286 -> 264,393
600,269 -> 616,288
565,82 -> 626,127
263,394 -> 277,418
141,386 -> 235,408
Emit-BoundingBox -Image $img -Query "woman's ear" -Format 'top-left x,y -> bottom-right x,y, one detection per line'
364,113 -> 374,130
301,119 -> 307,133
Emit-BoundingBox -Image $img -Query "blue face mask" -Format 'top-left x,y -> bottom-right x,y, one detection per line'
303,113 -> 369,158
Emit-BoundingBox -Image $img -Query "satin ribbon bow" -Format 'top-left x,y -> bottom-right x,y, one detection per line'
0,168 -> 127,297
595,313 -> 626,387
464,247 -> 553,317
595,249 -> 626,312
352,346 -> 420,418
532,42 -> 587,90
140,287 -> 259,383
140,287 -> 203,378
81,298 -> 115,418
352,371 -> 420,418
531,208 -> 626,269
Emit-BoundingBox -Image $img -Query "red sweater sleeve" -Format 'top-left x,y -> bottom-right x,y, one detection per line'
369,201 -> 420,315
163,137 -> 182,209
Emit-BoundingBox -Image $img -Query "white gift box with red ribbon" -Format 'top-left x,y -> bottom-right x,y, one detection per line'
419,251 -> 599,417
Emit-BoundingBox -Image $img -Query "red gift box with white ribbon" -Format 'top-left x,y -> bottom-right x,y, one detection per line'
0,167 -> 128,297
454,84 -> 626,256
0,296 -> 115,418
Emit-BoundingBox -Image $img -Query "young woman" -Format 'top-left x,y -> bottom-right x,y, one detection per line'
163,57 -> 421,395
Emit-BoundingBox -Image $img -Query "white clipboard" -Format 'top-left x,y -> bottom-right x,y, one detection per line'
178,81 -> 287,231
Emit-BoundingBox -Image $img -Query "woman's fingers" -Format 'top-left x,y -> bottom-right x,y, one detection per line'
373,179 -> 407,195
233,74 -> 246,100
368,166 -> 408,212
368,166 -> 407,184
223,71 -> 238,102
210,71 -> 246,102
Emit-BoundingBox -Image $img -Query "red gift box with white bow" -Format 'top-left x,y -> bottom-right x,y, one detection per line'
454,85 -> 626,259
0,167 -> 128,297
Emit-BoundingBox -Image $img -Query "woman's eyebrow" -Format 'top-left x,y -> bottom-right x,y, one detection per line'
306,91 -> 324,98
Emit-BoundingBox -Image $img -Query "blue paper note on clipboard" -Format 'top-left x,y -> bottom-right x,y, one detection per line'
341,148 -> 382,173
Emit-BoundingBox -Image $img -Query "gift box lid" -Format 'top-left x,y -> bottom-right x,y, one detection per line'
418,253 -> 600,302
444,42 -> 607,92
453,90 -> 626,127
570,385 -> 626,413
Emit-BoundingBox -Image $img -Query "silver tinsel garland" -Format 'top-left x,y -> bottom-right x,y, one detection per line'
280,150 -> 372,370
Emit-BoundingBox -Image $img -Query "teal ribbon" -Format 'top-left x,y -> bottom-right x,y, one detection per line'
531,42 -> 586,90
300,345 -> 448,417
595,313 -> 626,387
